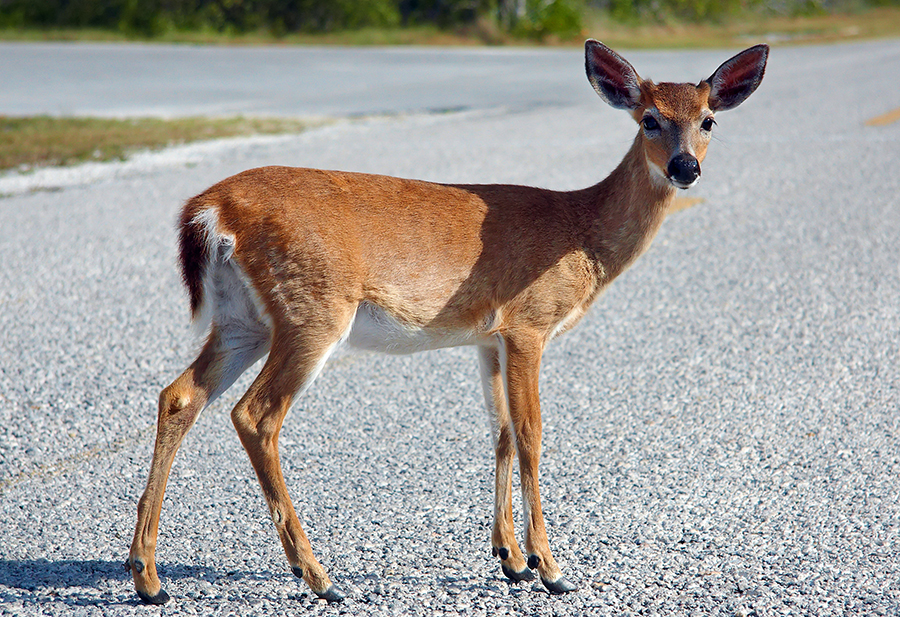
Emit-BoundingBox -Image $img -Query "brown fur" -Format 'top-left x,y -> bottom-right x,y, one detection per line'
129,41 -> 768,602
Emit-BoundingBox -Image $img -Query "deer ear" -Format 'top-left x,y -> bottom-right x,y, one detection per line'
585,40 -> 642,111
706,44 -> 769,111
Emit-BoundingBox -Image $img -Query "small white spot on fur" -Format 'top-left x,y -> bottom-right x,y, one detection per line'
270,506 -> 284,526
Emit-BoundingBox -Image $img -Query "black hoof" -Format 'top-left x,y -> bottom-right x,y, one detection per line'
542,576 -> 578,595
137,588 -> 171,605
502,563 -> 537,582
314,585 -> 345,603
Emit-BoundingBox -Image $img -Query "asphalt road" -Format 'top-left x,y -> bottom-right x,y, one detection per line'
1,40 -> 899,616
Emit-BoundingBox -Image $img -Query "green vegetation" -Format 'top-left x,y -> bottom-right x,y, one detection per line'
604,0 -> 897,23
0,0 -> 587,41
586,5 -> 900,49
2,2 -> 897,172
0,115 -> 313,171
1,0 -> 896,44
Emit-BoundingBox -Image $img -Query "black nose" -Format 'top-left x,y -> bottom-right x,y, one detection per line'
667,154 -> 700,186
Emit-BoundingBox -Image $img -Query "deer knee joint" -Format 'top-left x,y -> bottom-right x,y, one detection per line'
159,385 -> 193,417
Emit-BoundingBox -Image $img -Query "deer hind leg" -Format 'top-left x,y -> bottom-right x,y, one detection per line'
499,333 -> 577,594
130,247 -> 272,604
478,345 -> 535,583
129,322 -> 270,604
229,312 -> 353,603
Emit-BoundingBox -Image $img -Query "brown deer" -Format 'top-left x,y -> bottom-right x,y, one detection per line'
129,41 -> 768,603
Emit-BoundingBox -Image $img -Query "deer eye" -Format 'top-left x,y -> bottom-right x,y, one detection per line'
701,116 -> 716,132
642,116 -> 660,131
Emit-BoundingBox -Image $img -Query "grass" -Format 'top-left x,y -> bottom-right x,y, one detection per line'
583,6 -> 900,50
0,115 -> 314,172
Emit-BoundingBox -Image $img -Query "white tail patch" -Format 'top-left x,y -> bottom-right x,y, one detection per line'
190,207 -> 273,404
190,208 -> 272,334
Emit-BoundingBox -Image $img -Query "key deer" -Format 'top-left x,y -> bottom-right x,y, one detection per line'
129,40 -> 768,603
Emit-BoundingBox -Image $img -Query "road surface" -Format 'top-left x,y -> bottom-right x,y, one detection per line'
0,39 -> 898,616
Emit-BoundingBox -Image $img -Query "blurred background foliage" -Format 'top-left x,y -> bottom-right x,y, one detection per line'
0,0 -> 894,40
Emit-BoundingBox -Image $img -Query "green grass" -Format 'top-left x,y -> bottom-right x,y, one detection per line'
0,115 -> 314,171
583,6 -> 900,50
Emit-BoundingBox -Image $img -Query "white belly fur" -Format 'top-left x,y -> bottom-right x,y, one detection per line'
346,301 -> 491,355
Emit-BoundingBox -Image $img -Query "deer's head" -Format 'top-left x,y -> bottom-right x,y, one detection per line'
586,41 -> 769,189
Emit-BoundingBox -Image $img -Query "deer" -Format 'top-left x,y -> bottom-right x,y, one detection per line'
128,40 -> 768,604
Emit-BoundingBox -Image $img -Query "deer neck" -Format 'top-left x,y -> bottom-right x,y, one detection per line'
583,133 -> 676,281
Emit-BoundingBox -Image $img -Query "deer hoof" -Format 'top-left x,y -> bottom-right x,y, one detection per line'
542,576 -> 578,595
502,563 -> 537,582
314,585 -> 345,603
137,588 -> 171,605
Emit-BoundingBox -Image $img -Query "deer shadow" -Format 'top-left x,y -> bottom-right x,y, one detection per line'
0,558 -> 219,607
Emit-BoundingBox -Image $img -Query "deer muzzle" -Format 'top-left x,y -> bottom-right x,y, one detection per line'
667,153 -> 701,189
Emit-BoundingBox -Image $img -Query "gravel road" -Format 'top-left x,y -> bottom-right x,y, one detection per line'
1,40 -> 899,616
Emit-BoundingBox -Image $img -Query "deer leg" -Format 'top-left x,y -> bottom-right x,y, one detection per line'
500,333 -> 577,594
229,325 -> 349,603
478,345 -> 534,582
130,328 -> 268,604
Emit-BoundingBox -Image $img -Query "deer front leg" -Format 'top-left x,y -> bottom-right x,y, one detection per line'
478,346 -> 535,583
500,333 -> 577,594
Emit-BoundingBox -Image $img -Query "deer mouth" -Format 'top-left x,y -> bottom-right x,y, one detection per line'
669,176 -> 700,190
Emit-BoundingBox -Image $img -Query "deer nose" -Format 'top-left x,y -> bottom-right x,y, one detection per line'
667,154 -> 700,188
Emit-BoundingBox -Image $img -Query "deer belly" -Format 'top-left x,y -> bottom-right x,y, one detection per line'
346,301 -> 488,355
